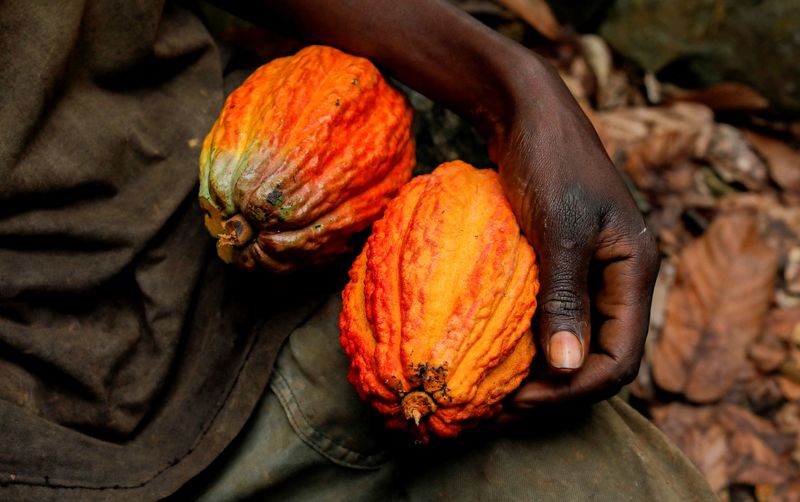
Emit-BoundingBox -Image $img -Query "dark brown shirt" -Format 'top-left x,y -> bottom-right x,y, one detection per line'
0,2 -> 330,499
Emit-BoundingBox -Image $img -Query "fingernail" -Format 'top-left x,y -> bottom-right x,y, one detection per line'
548,331 -> 583,369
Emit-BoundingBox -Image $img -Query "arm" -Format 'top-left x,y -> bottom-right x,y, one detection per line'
222,0 -> 660,406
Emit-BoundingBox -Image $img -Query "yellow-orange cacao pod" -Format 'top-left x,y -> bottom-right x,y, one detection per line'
340,161 -> 539,443
199,45 -> 415,273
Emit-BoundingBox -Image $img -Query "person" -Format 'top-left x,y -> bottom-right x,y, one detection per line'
0,0 -> 714,500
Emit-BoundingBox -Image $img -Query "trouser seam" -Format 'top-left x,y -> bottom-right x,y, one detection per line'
269,368 -> 388,470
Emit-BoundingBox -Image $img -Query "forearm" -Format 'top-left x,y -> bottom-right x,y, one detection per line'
219,0 -> 549,137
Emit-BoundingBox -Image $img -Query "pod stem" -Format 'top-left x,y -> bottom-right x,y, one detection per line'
216,214 -> 253,263
401,391 -> 437,426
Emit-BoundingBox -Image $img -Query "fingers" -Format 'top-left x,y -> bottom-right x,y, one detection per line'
512,228 -> 659,407
510,352 -> 630,408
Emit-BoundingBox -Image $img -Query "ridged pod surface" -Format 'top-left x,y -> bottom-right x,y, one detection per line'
198,45 -> 415,273
340,161 -> 539,443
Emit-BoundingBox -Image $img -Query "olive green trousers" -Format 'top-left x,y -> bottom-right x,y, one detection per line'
174,294 -> 716,501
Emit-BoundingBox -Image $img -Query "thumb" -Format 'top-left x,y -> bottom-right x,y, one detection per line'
535,240 -> 591,373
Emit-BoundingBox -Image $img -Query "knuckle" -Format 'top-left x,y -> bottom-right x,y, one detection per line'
638,230 -> 660,268
614,357 -> 642,388
617,363 -> 640,387
602,209 -> 661,275
539,287 -> 582,318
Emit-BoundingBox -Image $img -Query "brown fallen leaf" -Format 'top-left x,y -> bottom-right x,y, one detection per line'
784,248 -> 800,296
652,403 -> 731,492
755,484 -> 775,502
605,69 -> 646,110
652,209 -> 779,402
654,403 -> 797,495
774,402 -> 800,472
706,124 -> 769,191
730,433 -> 790,486
743,130 -> 800,198
775,402 -> 800,436
770,482 -> 800,502
748,335 -> 789,373
744,376 -> 785,412
597,103 -> 714,190
764,307 -> 800,344
778,375 -> 800,401
720,406 -> 799,495
648,196 -> 712,257
574,35 -> 647,110
496,0 -> 561,40
717,404 -> 794,454
664,82 -> 770,112
579,35 -> 611,99
780,349 -> 800,384
719,195 -> 800,257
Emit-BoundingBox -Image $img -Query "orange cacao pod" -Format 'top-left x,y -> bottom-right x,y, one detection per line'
340,161 -> 539,443
198,45 -> 415,273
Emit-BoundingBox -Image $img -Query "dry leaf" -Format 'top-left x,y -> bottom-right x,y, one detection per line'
649,198 -> 703,257
743,131 -> 800,197
706,125 -> 769,191
721,405 -> 797,489
719,195 -> 800,255
776,290 -> 800,309
764,307 -> 800,344
730,433 -> 789,486
717,404 -> 793,453
652,210 -> 779,402
496,0 -> 561,40
579,34 -> 611,93
567,56 -> 595,102
654,403 -> 797,494
745,376 -> 784,412
755,484 -> 775,502
775,402 -> 800,435
578,35 -> 639,110
748,335 -> 789,373
770,482 -> 800,502
780,349 -> 800,384
665,82 -> 770,112
778,376 -> 800,400
784,247 -> 800,296
652,403 -> 731,492
597,103 -> 714,190
599,69 -> 643,111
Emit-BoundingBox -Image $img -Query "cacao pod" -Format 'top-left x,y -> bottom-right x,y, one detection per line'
340,161 -> 539,443
199,45 -> 415,273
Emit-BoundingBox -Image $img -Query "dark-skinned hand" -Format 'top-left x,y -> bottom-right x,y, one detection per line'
492,60 -> 659,413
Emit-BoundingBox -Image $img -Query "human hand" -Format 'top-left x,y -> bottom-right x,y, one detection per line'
491,58 -> 660,409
